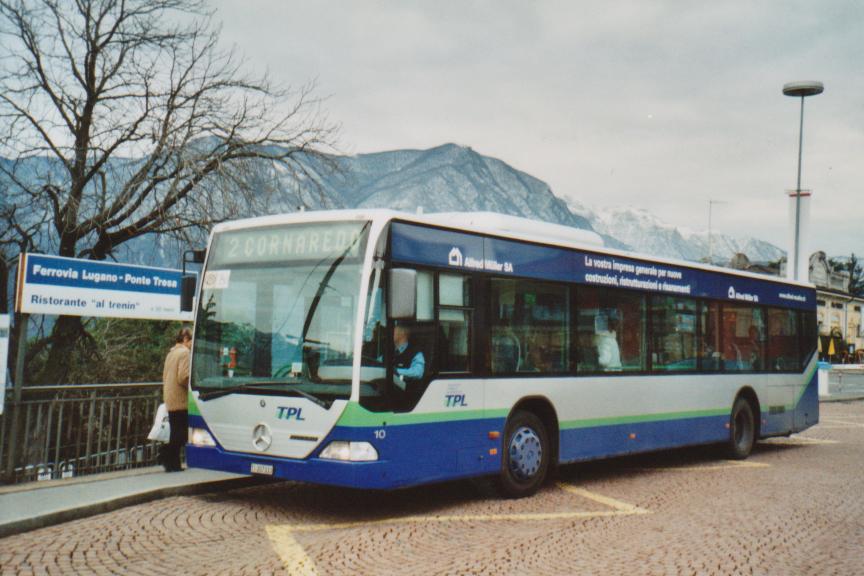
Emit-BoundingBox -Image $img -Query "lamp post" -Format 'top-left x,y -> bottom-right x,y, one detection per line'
783,80 -> 823,281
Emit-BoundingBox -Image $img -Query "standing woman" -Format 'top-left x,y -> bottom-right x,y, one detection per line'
161,327 -> 192,472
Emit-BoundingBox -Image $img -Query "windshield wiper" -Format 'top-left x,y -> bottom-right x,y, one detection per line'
198,381 -> 293,401
198,381 -> 329,408
280,385 -> 329,408
300,221 -> 370,345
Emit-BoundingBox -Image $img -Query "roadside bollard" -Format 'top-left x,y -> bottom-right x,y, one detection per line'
817,361 -> 831,398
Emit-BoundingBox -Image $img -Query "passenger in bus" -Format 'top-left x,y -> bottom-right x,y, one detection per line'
746,325 -> 763,370
491,329 -> 521,373
394,325 -> 425,383
524,330 -> 563,372
593,319 -> 622,371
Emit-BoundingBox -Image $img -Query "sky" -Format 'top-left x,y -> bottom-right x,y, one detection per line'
211,0 -> 863,258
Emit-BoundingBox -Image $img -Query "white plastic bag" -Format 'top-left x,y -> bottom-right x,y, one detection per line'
147,403 -> 170,443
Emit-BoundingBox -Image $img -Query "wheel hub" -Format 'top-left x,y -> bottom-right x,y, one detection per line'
508,426 -> 542,481
734,409 -> 751,448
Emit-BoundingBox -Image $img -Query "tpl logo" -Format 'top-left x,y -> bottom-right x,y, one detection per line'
276,406 -> 305,420
445,394 -> 468,408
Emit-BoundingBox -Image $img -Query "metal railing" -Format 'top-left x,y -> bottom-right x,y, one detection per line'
1,383 -> 162,485
828,366 -> 864,399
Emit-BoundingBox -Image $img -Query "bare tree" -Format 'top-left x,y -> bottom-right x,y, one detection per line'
0,0 -> 338,383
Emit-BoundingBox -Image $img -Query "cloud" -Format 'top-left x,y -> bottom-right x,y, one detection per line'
211,0 -> 864,257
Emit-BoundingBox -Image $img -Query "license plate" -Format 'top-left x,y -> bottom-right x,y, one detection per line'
250,463 -> 274,475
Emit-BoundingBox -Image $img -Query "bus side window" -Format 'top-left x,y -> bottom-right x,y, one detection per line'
489,278 -> 568,374
438,273 -> 472,372
699,301 -> 722,371
650,295 -> 698,372
766,308 -> 799,371
722,304 -> 766,371
577,286 -> 645,373
393,271 -> 436,410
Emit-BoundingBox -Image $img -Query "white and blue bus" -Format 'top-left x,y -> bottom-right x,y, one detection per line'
186,210 -> 818,497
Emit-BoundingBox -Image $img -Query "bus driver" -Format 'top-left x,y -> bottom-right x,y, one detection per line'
393,325 -> 426,383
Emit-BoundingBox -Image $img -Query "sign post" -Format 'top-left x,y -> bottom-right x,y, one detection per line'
0,314 -> 8,415
3,253 -> 195,481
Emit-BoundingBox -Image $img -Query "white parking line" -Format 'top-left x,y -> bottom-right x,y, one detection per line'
629,459 -> 770,473
820,419 -> 864,429
266,525 -> 320,576
266,484 -> 650,573
763,436 -> 839,445
556,484 -> 650,514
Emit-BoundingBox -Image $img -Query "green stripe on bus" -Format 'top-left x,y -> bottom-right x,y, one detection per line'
188,391 -> 201,416
560,407 -> 729,430
336,402 -> 506,428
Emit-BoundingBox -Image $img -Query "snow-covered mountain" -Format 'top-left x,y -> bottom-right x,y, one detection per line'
2,143 -> 784,267
564,201 -> 784,264
287,143 -> 597,231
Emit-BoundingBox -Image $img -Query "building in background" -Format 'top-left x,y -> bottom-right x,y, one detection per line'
808,252 -> 864,362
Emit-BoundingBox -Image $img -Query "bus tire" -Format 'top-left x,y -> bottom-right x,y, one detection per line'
499,410 -> 549,498
726,396 -> 756,460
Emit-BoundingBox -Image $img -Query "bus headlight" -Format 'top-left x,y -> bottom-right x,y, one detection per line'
190,428 -> 217,447
320,441 -> 378,462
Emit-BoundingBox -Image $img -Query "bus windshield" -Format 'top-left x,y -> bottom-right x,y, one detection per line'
191,221 -> 370,405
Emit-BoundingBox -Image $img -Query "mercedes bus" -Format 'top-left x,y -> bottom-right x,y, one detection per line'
185,209 -> 818,497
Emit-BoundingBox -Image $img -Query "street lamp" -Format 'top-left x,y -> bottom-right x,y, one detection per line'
783,80 -> 823,281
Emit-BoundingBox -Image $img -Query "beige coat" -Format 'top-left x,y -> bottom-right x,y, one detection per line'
162,344 -> 191,411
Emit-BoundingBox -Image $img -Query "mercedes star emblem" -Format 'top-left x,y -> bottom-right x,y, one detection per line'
252,423 -> 272,452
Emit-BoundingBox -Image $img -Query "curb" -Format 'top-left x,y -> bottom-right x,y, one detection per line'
0,475 -> 272,539
821,395 -> 864,404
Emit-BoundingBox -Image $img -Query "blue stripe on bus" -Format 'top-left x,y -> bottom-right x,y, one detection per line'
559,415 -> 729,463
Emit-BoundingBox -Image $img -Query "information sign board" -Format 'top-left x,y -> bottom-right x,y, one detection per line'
15,254 -> 193,321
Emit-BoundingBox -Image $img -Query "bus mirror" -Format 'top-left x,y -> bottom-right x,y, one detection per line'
190,249 -> 206,264
181,274 -> 197,312
388,268 -> 416,320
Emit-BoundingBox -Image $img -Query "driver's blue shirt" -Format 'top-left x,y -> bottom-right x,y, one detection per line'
396,343 -> 425,380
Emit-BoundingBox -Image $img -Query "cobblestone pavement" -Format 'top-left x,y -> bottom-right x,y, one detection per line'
2,401 -> 863,575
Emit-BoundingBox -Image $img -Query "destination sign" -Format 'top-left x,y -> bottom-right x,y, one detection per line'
209,222 -> 368,267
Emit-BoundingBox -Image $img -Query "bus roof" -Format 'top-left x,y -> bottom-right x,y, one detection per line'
211,209 -> 812,290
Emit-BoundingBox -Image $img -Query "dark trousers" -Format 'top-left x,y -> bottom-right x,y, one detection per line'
162,410 -> 188,471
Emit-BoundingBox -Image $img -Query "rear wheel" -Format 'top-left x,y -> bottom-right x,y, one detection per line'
726,397 -> 756,459
499,410 -> 549,498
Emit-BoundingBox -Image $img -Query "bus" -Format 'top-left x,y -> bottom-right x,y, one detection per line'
185,209 -> 818,497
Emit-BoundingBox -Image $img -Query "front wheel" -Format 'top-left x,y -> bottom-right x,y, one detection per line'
499,410 -> 549,498
726,397 -> 756,459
